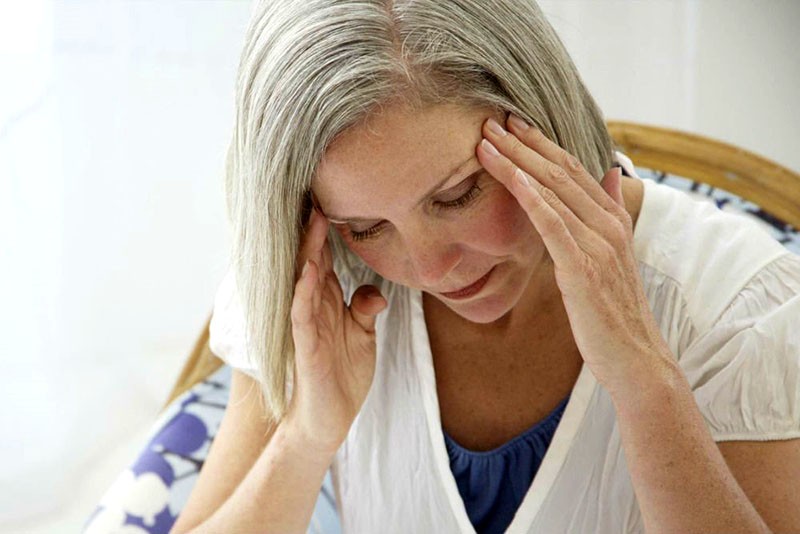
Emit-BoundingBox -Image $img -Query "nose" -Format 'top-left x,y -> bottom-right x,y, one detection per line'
400,226 -> 461,290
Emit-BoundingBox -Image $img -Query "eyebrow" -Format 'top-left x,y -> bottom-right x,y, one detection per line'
320,156 -> 477,223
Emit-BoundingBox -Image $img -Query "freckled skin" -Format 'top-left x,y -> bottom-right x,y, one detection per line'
313,101 -> 647,445
315,102 -> 560,333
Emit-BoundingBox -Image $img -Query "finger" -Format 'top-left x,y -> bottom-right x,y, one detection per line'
313,264 -> 322,314
321,231 -> 333,273
348,285 -> 386,334
512,167 -> 585,271
483,116 -> 612,234
478,135 -> 597,256
325,266 -> 345,304
505,113 -> 627,222
291,259 -> 320,356
296,207 -> 329,283
311,212 -> 328,288
318,229 -> 343,299
316,238 -> 326,288
601,166 -> 625,209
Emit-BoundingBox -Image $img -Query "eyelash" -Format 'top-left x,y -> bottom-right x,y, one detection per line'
349,182 -> 483,242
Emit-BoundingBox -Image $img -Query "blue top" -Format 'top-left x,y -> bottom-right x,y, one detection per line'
443,394 -> 571,534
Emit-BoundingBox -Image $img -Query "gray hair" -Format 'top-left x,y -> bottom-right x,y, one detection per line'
225,0 -> 615,424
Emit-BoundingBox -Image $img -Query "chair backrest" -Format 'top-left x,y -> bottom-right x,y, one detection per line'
162,121 -> 800,412
607,121 -> 800,229
163,315 -> 223,409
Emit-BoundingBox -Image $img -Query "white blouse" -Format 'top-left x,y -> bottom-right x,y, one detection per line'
208,154 -> 800,533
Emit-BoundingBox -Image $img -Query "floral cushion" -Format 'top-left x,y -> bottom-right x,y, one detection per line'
83,172 -> 798,534
82,365 -> 341,534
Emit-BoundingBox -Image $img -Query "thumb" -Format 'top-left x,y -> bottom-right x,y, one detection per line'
349,284 -> 387,332
601,165 -> 624,207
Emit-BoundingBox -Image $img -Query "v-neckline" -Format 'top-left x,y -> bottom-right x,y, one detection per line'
409,285 -> 598,533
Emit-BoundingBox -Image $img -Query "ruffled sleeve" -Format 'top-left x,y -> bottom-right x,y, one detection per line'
678,253 -> 800,441
207,266 -> 261,381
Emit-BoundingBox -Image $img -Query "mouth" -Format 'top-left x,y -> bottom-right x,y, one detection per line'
439,266 -> 495,300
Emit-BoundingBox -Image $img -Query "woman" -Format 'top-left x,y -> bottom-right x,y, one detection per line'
172,1 -> 800,533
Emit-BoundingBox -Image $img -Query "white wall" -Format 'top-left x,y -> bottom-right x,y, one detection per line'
0,0 -> 797,531
540,0 -> 800,170
0,1 -> 253,529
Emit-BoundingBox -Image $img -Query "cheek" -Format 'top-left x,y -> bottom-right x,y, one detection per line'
334,188 -> 537,276
466,188 -> 537,252
334,227 -> 390,276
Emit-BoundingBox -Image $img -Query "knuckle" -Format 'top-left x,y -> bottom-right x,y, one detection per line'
583,265 -> 600,284
616,213 -> 633,238
563,152 -> 583,173
581,256 -> 601,282
605,217 -> 629,246
547,163 -> 570,185
539,185 -> 561,207
618,209 -> 633,230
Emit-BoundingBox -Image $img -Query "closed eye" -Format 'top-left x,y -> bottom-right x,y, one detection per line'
348,181 -> 483,242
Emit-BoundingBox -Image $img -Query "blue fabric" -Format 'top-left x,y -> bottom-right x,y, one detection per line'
83,365 -> 341,534
443,394 -> 570,534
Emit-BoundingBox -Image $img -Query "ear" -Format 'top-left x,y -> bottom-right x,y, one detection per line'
600,166 -> 624,207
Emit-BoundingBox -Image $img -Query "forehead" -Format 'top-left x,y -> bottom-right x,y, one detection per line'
313,103 -> 497,217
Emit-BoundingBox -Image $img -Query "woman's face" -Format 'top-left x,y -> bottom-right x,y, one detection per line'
312,103 -> 554,326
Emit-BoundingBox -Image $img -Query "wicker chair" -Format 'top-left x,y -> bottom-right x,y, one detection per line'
161,121 -> 800,412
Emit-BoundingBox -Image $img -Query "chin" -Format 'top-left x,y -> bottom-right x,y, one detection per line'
445,293 -> 516,325
438,257 -> 541,328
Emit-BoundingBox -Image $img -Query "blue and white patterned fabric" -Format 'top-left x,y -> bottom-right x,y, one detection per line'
635,168 -> 798,255
82,365 -> 340,534
84,169 -> 798,534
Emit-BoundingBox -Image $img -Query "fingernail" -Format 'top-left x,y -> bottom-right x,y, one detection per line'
508,113 -> 529,131
481,138 -> 500,156
302,259 -> 310,277
487,118 -> 507,136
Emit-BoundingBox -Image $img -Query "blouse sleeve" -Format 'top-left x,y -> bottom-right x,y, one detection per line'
678,252 -> 800,442
208,266 -> 261,381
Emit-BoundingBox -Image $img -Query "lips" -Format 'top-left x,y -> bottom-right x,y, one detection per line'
439,267 -> 494,299
443,273 -> 489,293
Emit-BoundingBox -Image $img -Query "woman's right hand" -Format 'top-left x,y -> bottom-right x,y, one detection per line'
285,205 -> 387,455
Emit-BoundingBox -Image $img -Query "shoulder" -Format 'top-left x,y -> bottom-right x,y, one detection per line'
632,178 -> 791,333
678,252 -> 800,440
208,266 -> 260,379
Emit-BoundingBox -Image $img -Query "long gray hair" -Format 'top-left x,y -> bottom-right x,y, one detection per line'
225,0 -> 615,424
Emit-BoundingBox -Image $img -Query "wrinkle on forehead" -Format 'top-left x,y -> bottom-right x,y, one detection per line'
313,103 -> 500,222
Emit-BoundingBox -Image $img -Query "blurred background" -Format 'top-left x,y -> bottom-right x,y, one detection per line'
0,0 -> 797,531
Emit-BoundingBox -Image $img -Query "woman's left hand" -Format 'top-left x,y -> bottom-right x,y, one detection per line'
476,113 -> 675,394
